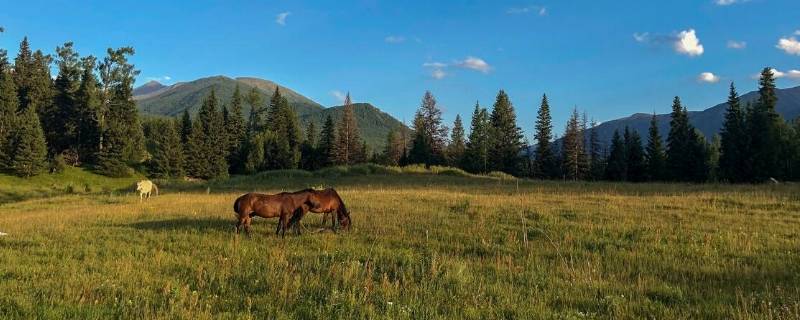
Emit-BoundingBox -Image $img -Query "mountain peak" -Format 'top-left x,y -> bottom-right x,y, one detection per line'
133,80 -> 168,97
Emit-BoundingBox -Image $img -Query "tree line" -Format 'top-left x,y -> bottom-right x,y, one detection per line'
2,36 -> 798,183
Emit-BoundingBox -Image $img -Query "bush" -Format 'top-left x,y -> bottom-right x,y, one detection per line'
49,155 -> 67,174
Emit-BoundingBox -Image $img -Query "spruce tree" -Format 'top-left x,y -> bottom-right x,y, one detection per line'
645,114 -> 667,181
408,91 -> 447,166
0,50 -> 18,165
185,89 -> 229,179
463,102 -> 490,173
719,82 -> 749,182
749,68 -> 783,181
179,109 -> 192,145
6,107 -> 48,177
97,47 -> 145,167
74,56 -> 102,165
299,120 -> 318,170
244,132 -> 266,174
561,108 -> 585,180
604,130 -> 626,181
318,115 -> 337,167
48,42 -> 82,157
223,87 -> 246,173
588,120 -> 605,180
383,127 -> 405,166
147,119 -> 185,178
488,90 -> 524,175
245,87 -> 264,134
625,127 -> 646,182
534,94 -> 557,179
264,87 -> 300,169
666,96 -> 690,181
447,114 -> 466,167
334,93 -> 363,165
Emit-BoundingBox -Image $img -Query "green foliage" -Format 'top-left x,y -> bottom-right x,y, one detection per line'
5,107 -> 48,177
534,94 -> 558,179
719,83 -> 749,183
605,130 -> 626,181
144,118 -> 185,178
409,91 -> 447,166
463,102 -> 490,173
748,68 -> 784,181
184,90 -> 228,179
645,114 -> 667,181
488,90 -> 524,176
317,115 -> 337,168
561,108 -> 586,180
624,127 -> 646,182
334,93 -> 364,166
667,96 -> 710,182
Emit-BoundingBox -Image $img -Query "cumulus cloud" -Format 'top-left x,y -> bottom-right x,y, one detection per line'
275,12 -> 291,26
715,0 -> 750,5
385,35 -> 405,43
675,29 -> 704,56
697,72 -> 720,83
330,90 -> 347,103
634,29 -> 704,56
455,57 -> 492,73
507,5 -> 547,16
146,76 -> 172,82
789,70 -> 800,79
777,37 -> 800,55
727,40 -> 747,49
751,68 -> 800,80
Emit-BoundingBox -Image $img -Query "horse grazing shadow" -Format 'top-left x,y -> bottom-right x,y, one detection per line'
126,217 -> 234,233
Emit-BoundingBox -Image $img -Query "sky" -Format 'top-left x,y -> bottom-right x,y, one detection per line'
1,0 -> 800,138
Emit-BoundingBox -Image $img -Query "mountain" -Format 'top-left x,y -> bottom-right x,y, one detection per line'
298,103 -> 407,151
134,76 -> 408,150
133,80 -> 167,97
586,85 -> 800,147
135,76 -> 324,118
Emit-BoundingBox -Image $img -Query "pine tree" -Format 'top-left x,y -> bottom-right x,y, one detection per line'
244,132 -> 266,174
463,102 -> 490,173
185,89 -> 229,179
666,96 -> 690,181
719,82 -> 749,182
264,87 -> 300,169
179,109 -> 192,145
645,114 -> 667,181
334,92 -> 363,165
408,91 -> 447,166
383,127 -> 405,166
588,120 -> 605,180
561,107 -> 585,180
749,68 -> 783,181
245,87 -> 264,134
299,120 -> 318,170
223,87 -> 246,172
97,47 -> 145,167
13,37 -> 34,111
318,115 -> 337,167
534,94 -> 557,179
625,127 -> 646,182
46,42 -> 82,157
447,114 -> 466,167
147,119 -> 185,178
488,90 -> 524,175
74,56 -> 102,165
0,50 -> 19,165
604,130 -> 626,181
6,107 -> 48,177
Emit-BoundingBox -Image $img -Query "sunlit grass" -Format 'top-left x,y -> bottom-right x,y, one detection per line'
1,168 -> 799,319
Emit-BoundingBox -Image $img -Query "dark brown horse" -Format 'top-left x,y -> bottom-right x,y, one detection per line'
288,188 -> 351,232
233,189 -> 318,237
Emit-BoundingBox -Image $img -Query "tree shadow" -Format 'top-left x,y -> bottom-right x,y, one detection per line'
126,217 -> 239,233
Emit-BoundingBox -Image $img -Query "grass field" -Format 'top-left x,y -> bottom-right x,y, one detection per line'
1,166 -> 799,319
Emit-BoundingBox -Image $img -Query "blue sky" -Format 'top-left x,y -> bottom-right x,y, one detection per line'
1,0 -> 799,137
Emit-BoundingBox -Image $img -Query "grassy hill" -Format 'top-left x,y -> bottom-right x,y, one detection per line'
0,167 -> 144,204
1,167 -> 798,318
135,76 -> 324,118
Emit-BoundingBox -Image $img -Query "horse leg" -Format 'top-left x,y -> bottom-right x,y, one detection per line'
244,217 -> 252,238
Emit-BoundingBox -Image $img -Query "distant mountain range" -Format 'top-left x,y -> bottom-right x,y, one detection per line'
134,76 -> 406,149
585,85 -> 800,146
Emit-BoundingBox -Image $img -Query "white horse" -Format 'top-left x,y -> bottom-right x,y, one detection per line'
136,180 -> 159,201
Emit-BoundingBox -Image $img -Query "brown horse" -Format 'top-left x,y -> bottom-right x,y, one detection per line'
288,188 -> 351,232
233,189 -> 318,238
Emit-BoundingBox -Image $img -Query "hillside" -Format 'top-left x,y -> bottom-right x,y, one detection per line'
299,103 -> 407,150
135,76 -> 409,150
135,76 -> 324,118
587,85 -> 800,146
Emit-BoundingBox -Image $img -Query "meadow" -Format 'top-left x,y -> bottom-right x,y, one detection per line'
1,165 -> 799,319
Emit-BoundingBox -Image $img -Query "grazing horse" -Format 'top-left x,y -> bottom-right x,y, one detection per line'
288,188 -> 351,232
232,190 -> 317,238
136,180 -> 158,201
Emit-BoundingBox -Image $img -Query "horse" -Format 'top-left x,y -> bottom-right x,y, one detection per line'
288,188 -> 351,233
232,190 -> 318,238
136,180 -> 158,201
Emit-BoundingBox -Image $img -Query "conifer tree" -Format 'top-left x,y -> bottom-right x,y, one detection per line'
447,114 -> 466,167
645,114 -> 666,181
666,96 -> 690,181
749,68 -> 783,181
334,92 -> 363,165
245,87 -> 264,134
223,87 -> 246,172
47,42 -> 82,157
719,82 -> 749,182
318,115 -> 337,167
408,91 -> 447,166
299,120 -> 318,170
179,109 -> 192,145
147,119 -> 185,178
625,127 -> 646,182
0,50 -> 18,164
264,87 -> 300,168
244,133 -> 266,174
383,127 -> 405,166
588,120 -> 605,180
534,94 -> 557,179
488,90 -> 524,175
74,56 -> 102,164
604,130 -> 626,181
561,108 -> 585,180
185,89 -> 228,179
6,107 -> 48,177
463,102 -> 490,173
97,47 -> 144,166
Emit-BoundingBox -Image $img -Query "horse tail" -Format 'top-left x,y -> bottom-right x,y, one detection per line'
152,183 -> 159,196
233,196 -> 243,217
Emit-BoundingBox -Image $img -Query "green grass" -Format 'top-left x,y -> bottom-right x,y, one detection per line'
0,166 -> 144,204
1,167 -> 799,319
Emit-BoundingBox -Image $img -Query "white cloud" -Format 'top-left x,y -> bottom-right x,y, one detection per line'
422,62 -> 447,68
330,90 -> 347,103
633,32 -> 649,43
507,5 -> 547,16
674,29 -> 704,56
715,0 -> 750,5
789,70 -> 800,79
146,75 -> 172,82
455,56 -> 492,73
777,37 -> 800,55
275,12 -> 291,26
385,35 -> 405,43
795,30 -> 800,36
752,68 -> 795,79
431,69 -> 446,80
727,40 -> 747,49
697,72 -> 720,83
